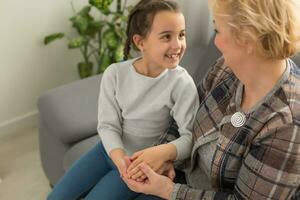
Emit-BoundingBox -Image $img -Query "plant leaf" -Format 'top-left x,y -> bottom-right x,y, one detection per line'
44,33 -> 64,45
78,6 -> 91,16
113,44 -> 124,62
89,0 -> 113,15
86,20 -> 105,37
70,15 -> 90,34
68,37 -> 87,49
70,6 -> 95,34
98,52 -> 112,73
103,28 -> 119,49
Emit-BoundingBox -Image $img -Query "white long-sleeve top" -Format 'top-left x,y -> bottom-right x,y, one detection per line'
97,58 -> 199,160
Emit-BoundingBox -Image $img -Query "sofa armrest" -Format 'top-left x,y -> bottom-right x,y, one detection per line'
37,75 -> 101,143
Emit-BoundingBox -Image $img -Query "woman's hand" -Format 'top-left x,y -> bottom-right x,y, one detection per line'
159,161 -> 176,181
122,163 -> 175,200
127,144 -> 176,180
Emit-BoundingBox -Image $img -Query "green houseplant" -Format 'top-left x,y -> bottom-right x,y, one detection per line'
44,0 -> 130,78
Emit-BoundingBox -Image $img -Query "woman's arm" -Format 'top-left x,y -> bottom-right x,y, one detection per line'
174,123 -> 300,199
124,123 -> 300,200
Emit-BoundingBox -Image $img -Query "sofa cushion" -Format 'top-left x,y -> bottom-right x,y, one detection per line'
63,135 -> 101,170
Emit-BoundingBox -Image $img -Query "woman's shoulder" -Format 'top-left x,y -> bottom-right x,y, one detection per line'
199,57 -> 235,95
207,57 -> 234,82
283,59 -> 300,121
264,59 -> 300,126
288,58 -> 300,82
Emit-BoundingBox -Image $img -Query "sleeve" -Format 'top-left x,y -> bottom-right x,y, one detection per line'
155,57 -> 232,149
97,64 -> 125,155
169,72 -> 199,160
171,123 -> 300,200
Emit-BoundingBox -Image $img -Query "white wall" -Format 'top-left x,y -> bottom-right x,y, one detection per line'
0,0 -> 87,135
0,0 -> 211,136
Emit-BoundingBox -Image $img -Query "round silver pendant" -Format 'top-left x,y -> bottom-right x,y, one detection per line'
231,112 -> 246,127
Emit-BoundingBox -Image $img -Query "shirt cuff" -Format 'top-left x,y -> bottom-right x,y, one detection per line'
170,136 -> 192,160
171,183 -> 182,200
98,129 -> 124,154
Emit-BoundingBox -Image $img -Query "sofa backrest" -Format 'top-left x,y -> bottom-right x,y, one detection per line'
180,34 -> 221,85
292,54 -> 300,67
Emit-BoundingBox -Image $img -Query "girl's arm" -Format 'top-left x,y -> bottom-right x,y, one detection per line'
97,64 -> 128,173
110,148 -> 130,176
168,71 -> 199,161
127,58 -> 233,179
127,143 -> 177,179
127,70 -> 199,179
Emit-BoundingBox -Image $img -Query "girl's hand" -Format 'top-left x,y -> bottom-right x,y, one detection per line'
127,144 -> 174,180
110,148 -> 131,177
122,163 -> 175,200
116,156 -> 132,178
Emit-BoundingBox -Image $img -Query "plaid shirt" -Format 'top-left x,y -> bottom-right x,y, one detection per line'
163,57 -> 300,200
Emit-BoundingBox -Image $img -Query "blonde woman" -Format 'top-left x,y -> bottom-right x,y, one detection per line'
122,0 -> 300,199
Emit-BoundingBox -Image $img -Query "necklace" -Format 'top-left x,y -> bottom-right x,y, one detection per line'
231,111 -> 246,127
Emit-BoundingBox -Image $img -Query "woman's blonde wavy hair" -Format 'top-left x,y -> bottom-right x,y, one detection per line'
209,0 -> 300,59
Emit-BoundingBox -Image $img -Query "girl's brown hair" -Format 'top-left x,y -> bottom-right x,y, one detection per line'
123,0 -> 180,60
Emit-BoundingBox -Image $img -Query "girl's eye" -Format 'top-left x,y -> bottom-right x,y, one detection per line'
161,35 -> 171,40
179,32 -> 186,39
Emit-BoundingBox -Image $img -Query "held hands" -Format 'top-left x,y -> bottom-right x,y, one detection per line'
127,144 -> 174,180
111,147 -> 176,199
122,162 -> 175,200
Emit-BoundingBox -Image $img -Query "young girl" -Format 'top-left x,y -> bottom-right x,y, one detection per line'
47,0 -> 199,200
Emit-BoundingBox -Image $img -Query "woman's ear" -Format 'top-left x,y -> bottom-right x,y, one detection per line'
133,34 -> 144,51
245,38 -> 255,55
238,35 -> 254,55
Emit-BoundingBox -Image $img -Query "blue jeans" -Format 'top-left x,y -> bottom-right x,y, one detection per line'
47,143 -> 182,200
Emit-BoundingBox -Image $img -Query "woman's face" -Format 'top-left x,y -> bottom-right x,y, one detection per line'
213,14 -> 248,68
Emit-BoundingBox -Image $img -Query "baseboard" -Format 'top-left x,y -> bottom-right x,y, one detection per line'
0,110 -> 38,137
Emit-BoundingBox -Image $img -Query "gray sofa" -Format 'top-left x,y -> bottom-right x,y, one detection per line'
37,38 -> 221,186
37,36 -> 300,188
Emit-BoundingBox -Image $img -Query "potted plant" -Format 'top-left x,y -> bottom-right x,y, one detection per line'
44,0 -> 130,79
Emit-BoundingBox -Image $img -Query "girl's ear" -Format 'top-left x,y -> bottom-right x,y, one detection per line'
133,34 -> 144,51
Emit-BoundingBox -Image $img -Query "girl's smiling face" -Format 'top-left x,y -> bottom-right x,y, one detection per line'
135,11 -> 186,70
